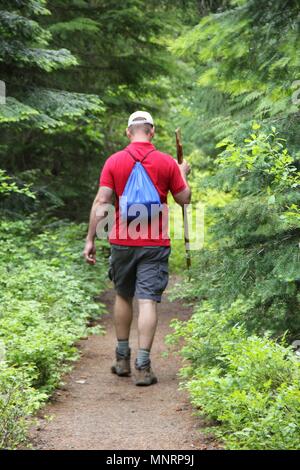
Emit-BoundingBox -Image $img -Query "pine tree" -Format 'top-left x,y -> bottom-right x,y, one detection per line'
0,0 -> 196,218
186,123 -> 300,338
0,0 -> 104,128
172,0 -> 300,155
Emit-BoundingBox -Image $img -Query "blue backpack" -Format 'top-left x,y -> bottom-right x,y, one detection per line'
120,149 -> 161,222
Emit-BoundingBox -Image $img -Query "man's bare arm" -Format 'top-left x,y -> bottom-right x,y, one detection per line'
173,161 -> 191,206
83,186 -> 113,264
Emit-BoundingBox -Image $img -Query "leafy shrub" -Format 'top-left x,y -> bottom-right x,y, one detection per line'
166,300 -> 300,449
0,218 -> 108,448
0,169 -> 35,199
173,126 -> 300,338
0,364 -> 47,450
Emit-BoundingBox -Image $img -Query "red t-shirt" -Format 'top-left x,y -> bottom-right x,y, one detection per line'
99,141 -> 187,246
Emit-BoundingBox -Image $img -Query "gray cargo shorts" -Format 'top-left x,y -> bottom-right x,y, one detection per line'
108,245 -> 171,302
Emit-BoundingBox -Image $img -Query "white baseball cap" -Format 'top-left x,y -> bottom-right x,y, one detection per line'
128,111 -> 154,127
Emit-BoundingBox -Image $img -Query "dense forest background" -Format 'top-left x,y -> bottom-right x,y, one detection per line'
1,0 -> 300,450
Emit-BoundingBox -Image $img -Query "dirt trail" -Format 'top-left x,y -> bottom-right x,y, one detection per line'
30,277 -> 217,450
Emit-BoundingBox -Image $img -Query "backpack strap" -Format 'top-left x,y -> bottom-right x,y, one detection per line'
125,148 -> 155,164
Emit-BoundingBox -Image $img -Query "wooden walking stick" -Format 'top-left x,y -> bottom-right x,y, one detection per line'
175,128 -> 191,270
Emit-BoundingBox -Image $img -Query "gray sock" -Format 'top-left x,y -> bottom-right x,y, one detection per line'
136,348 -> 150,368
117,339 -> 130,356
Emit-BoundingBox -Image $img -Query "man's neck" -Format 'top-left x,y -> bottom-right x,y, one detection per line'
130,136 -> 152,143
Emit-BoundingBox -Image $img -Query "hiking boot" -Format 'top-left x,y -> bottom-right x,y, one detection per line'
133,359 -> 158,386
111,348 -> 131,377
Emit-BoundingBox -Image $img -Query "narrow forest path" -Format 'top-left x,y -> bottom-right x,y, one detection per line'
30,277 -> 217,450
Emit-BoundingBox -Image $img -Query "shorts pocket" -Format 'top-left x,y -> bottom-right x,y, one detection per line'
108,255 -> 115,282
108,266 -> 114,281
157,262 -> 169,293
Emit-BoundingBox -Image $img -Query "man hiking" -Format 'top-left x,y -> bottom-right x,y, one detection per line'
83,111 -> 191,386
